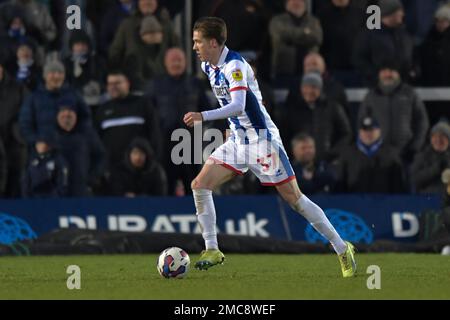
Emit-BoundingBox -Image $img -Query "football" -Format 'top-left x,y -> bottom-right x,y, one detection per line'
157,247 -> 190,279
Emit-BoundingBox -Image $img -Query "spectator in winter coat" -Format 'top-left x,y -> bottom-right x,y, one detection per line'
56,104 -> 106,197
99,0 -> 135,58
19,60 -> 92,150
336,116 -> 405,193
0,59 -> 27,197
108,0 -> 179,68
7,41 -> 41,91
352,0 -> 414,85
291,133 -> 337,195
420,4 -> 450,87
63,30 -> 106,107
124,15 -> 171,91
95,70 -> 162,168
279,72 -> 352,161
110,137 -> 168,196
358,62 -> 429,163
302,52 -> 348,115
0,0 -> 57,45
411,120 -> 450,194
22,134 -> 69,198
269,0 -> 322,83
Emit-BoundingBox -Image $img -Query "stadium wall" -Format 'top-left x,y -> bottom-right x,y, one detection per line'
0,195 -> 442,246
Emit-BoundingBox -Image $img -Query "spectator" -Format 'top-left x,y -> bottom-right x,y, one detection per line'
99,0 -> 135,57
108,0 -> 179,68
110,137 -> 168,196
0,0 -> 57,45
420,4 -> 450,86
336,116 -> 405,193
352,0 -> 414,85
56,104 -> 106,197
358,62 -> 429,163
8,42 -> 42,91
22,134 -> 69,198
279,72 -> 352,161
291,133 -> 337,195
95,70 -> 162,168
145,48 -> 208,194
443,169 -> 450,207
411,120 -> 450,194
302,52 -> 348,115
0,10 -> 43,68
0,59 -> 27,197
124,15 -> 170,90
269,0 -> 322,84
63,30 -> 106,107
19,60 -> 92,149
51,0 -> 97,57
316,0 -> 365,80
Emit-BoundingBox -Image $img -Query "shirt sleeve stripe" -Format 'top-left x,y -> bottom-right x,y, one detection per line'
229,86 -> 249,92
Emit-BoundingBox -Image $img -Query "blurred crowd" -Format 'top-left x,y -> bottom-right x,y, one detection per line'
0,0 -> 449,199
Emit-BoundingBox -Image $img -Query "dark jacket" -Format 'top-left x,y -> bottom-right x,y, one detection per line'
108,9 -> 179,68
19,84 -> 91,145
336,143 -> 405,193
99,1 -> 134,57
420,26 -> 450,86
22,149 -> 69,198
57,127 -> 106,197
292,160 -> 337,195
317,1 -> 365,70
279,95 -> 352,161
110,138 -> 168,196
358,83 -> 429,158
269,12 -> 323,77
411,146 -> 450,194
352,24 -> 414,85
95,94 -> 162,167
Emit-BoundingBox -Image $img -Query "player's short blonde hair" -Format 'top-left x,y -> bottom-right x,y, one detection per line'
193,17 -> 227,46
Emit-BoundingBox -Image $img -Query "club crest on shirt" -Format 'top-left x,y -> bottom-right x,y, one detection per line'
232,69 -> 243,81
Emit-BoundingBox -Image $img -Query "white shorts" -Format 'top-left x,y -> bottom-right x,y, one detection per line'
208,137 -> 296,186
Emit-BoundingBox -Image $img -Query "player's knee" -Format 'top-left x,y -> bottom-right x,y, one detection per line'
191,178 -> 213,191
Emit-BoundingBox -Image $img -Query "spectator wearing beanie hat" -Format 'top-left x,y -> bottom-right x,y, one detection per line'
420,4 -> 450,86
352,0 -> 414,85
278,71 -> 352,161
19,59 -> 92,154
63,30 -> 106,107
108,0 -> 179,69
411,120 -> 450,194
123,15 -> 171,91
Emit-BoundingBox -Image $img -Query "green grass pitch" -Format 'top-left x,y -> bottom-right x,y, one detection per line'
0,253 -> 449,299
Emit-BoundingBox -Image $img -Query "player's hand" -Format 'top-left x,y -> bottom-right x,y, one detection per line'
183,112 -> 203,127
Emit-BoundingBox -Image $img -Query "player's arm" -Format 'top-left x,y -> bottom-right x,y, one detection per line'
184,61 -> 248,127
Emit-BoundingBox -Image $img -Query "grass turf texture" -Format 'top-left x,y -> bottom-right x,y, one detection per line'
0,253 -> 449,299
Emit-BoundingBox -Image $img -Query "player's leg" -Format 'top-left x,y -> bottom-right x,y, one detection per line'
192,162 -> 237,250
191,161 -> 239,270
275,179 -> 356,277
275,179 -> 347,254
